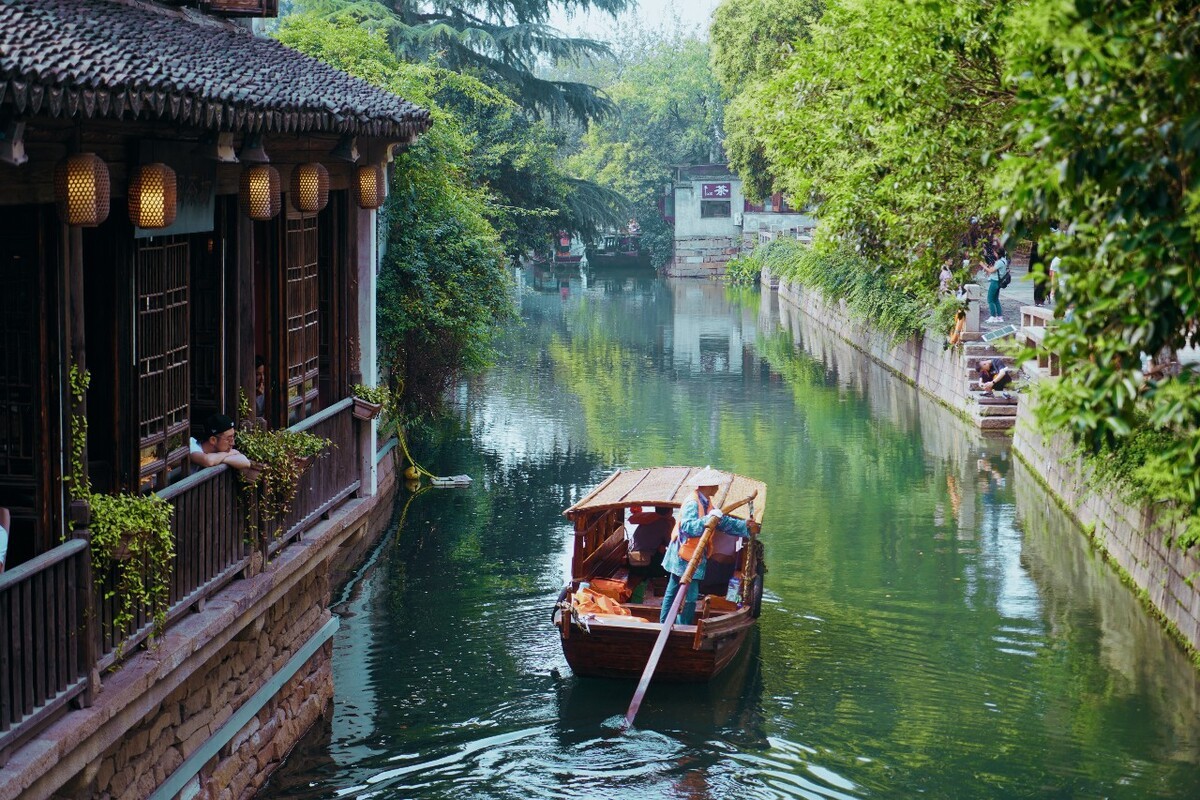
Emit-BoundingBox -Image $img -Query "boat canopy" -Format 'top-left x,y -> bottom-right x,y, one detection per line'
564,467 -> 765,522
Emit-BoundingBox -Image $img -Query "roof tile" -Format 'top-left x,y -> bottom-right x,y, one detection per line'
0,0 -> 431,138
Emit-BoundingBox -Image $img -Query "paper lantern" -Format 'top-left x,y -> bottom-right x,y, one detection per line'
290,162 -> 330,213
54,153 -> 110,226
239,165 -> 281,221
128,163 -> 178,230
356,164 -> 386,210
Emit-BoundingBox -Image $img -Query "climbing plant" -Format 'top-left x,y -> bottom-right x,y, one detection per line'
68,364 -> 175,651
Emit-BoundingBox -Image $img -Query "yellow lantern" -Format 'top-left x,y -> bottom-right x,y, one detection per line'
291,162 -> 330,213
128,163 -> 178,230
239,164 -> 281,221
356,164 -> 386,210
54,153 -> 110,227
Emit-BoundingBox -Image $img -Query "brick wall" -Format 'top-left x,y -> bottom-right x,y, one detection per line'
665,235 -> 741,278
51,569 -> 333,800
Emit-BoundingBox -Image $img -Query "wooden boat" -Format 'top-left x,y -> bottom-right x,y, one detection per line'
585,233 -> 650,269
553,466 -> 766,683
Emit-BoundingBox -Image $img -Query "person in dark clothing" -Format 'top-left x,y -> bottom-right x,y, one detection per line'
977,358 -> 1013,395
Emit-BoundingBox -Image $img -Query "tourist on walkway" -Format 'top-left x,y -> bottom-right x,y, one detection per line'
660,467 -> 758,626
980,245 -> 1009,323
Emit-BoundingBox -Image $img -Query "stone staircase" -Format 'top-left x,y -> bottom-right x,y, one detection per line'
963,342 -> 1019,431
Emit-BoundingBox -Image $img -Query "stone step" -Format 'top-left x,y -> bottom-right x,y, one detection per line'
978,403 -> 1018,417
979,415 -> 1016,430
975,392 -> 1018,405
966,355 -> 1017,370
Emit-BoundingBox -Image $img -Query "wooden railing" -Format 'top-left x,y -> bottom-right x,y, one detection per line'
0,537 -> 94,766
271,397 -> 361,555
96,465 -> 250,668
1,398 -> 365,761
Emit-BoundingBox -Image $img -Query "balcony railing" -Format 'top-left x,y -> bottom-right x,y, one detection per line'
0,397 -> 365,760
96,464 -> 251,669
0,537 -> 94,766
271,397 -> 361,556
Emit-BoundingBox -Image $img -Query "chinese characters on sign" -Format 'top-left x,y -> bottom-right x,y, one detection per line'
702,182 -> 731,199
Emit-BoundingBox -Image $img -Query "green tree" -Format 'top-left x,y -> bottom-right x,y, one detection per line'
562,31 -> 725,267
294,0 -> 633,122
710,0 -> 823,200
999,0 -> 1200,546
722,0 -> 1016,288
277,14 -> 515,415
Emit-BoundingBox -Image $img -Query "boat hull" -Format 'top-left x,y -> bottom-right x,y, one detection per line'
554,610 -> 753,682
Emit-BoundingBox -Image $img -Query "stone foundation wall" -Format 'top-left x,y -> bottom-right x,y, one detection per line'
666,235 -> 741,278
1013,399 -> 1200,654
770,271 -> 972,422
54,568 -> 332,800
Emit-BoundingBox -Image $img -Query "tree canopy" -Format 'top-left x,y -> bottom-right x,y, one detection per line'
558,30 -> 725,266
999,0 -> 1200,545
294,0 -> 634,122
277,13 -> 516,415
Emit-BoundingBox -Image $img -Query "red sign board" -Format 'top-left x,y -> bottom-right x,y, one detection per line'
702,182 -> 732,199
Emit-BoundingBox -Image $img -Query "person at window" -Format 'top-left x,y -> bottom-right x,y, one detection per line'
660,467 -> 759,626
0,506 -> 9,574
977,358 -> 1013,396
189,414 -> 255,471
255,355 -> 267,418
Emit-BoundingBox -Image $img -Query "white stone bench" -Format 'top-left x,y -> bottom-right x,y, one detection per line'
1020,305 -> 1059,377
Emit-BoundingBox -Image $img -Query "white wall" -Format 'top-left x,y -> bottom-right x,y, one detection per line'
673,177 -> 744,239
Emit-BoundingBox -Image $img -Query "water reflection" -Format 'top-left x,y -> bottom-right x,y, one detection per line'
264,270 -> 1200,799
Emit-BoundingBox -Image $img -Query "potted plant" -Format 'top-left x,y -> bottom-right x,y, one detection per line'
88,492 -> 174,646
351,383 -> 390,421
234,393 -> 332,544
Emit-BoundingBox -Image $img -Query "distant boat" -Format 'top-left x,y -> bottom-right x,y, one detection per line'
552,466 -> 767,683
552,230 -> 585,267
586,232 -> 650,269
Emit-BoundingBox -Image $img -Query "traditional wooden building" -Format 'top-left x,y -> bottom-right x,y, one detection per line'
0,0 -> 430,791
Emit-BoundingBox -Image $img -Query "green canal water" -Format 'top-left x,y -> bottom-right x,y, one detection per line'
264,268 -> 1200,799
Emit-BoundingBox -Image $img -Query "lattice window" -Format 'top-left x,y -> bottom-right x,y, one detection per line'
285,215 -> 320,425
136,237 -> 190,492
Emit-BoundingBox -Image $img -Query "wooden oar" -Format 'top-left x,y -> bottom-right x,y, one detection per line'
622,490 -> 757,729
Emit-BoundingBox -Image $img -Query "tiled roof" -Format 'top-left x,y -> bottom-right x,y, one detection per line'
0,0 -> 431,139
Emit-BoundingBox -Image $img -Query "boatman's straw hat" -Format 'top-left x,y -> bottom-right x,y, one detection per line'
688,466 -> 731,487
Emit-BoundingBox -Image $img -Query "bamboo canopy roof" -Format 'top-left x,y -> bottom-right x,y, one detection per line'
565,467 -> 766,522
0,0 -> 431,139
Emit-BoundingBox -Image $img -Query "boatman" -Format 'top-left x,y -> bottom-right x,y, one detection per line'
660,467 -> 760,626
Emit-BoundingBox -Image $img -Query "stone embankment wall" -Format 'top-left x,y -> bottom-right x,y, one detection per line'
769,271 -> 973,422
666,235 -> 741,278
1013,400 -> 1200,654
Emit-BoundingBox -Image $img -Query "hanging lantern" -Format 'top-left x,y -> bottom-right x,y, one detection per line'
356,164 -> 386,210
239,164 -> 281,221
54,153 -> 110,226
128,163 -> 178,230
290,162 -> 330,213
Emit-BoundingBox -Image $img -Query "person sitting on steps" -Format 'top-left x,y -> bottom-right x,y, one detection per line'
977,358 -> 1013,397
